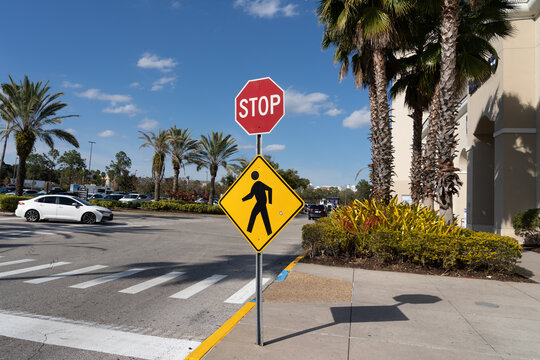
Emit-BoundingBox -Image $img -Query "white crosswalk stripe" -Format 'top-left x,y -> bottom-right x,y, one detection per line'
70,268 -> 145,289
0,262 -> 71,278
224,277 -> 271,304
170,274 -> 227,299
24,265 -> 109,284
0,259 -> 35,267
119,271 -> 184,294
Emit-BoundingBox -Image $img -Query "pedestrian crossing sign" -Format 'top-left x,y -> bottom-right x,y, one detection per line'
219,155 -> 305,253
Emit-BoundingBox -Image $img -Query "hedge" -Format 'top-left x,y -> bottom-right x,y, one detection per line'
302,219 -> 521,272
0,195 -> 32,212
89,199 -> 223,214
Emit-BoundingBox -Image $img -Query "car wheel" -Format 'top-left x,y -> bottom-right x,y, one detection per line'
308,216 -> 311,220
81,212 -> 97,224
25,209 -> 40,222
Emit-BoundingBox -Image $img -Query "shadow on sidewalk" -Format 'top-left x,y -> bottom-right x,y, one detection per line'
265,294 -> 441,345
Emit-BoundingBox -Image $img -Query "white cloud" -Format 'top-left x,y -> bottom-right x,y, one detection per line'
137,53 -> 177,72
98,130 -> 116,137
325,108 -> 343,117
264,144 -> 286,152
238,144 -> 256,150
343,108 -> 370,129
129,82 -> 141,88
62,81 -> 82,89
65,128 -> 77,135
138,118 -> 159,130
103,104 -> 140,117
285,89 -> 334,115
151,76 -> 176,91
171,1 -> 180,8
76,89 -> 132,105
234,0 -> 298,18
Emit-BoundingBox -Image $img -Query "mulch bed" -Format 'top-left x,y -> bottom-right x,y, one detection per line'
301,256 -> 535,283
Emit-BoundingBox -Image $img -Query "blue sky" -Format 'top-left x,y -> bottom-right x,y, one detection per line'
1,0 -> 373,187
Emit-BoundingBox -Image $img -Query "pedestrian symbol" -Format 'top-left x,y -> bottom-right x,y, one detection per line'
219,155 -> 305,253
243,171 -> 273,235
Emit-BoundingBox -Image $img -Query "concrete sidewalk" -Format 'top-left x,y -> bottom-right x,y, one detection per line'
203,255 -> 540,360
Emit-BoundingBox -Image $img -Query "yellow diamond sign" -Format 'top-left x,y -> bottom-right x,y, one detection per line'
219,155 -> 305,253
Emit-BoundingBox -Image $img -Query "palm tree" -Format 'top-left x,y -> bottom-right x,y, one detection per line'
167,126 -> 199,194
433,0 -> 513,221
390,12 -> 439,204
318,0 -> 413,203
139,129 -> 169,200
0,76 -> 79,195
195,131 -> 241,205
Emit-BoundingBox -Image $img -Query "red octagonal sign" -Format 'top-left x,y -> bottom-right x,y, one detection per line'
235,77 -> 285,135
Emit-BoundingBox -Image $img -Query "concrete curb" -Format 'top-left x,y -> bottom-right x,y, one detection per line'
185,248 -> 309,360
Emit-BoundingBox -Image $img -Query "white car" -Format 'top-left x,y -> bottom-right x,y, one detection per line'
15,195 -> 113,224
119,193 -> 149,203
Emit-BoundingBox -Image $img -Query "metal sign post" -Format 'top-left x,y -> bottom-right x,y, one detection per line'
256,134 -> 263,346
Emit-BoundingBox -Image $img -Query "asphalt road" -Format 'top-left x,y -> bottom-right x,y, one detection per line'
0,211 -> 309,359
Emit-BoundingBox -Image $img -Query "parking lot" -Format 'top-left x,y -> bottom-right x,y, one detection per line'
0,212 -> 308,359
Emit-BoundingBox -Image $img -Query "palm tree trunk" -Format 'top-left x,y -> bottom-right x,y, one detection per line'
173,166 -> 179,194
16,154 -> 28,196
368,80 -> 379,198
208,175 -> 216,205
410,108 -> 423,204
438,0 -> 461,223
372,48 -> 393,203
423,83 -> 440,209
0,131 -> 8,182
154,171 -> 160,201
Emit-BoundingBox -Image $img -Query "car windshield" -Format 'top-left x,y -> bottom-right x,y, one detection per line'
124,194 -> 138,199
310,205 -> 325,210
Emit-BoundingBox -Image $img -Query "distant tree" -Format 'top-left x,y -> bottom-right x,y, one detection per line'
356,179 -> 372,200
0,76 -> 79,195
195,131 -> 242,205
57,150 -> 85,185
277,168 -> 310,191
106,151 -> 132,191
26,153 -> 57,182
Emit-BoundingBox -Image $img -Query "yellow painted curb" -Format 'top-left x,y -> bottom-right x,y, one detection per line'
283,248 -> 310,271
185,301 -> 256,360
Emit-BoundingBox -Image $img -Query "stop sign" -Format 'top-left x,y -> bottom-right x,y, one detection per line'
235,77 -> 285,135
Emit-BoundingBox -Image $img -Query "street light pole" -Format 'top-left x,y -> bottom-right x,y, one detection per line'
88,141 -> 96,173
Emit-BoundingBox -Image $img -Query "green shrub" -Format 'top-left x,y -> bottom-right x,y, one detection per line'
512,208 -> 540,244
0,195 -> 32,212
302,198 -> 522,273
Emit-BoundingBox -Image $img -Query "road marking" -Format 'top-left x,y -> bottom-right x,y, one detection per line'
0,262 -> 71,278
24,265 -> 109,284
0,259 -> 35,267
0,310 -> 200,360
170,274 -> 227,299
224,277 -> 270,304
119,271 -> 184,294
186,302 -> 254,360
70,268 -> 145,289
33,231 -> 56,236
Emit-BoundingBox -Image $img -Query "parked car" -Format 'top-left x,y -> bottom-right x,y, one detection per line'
119,193 -> 149,203
15,195 -> 113,224
103,194 -> 124,201
22,189 -> 40,196
308,204 -> 327,220
88,193 -> 104,200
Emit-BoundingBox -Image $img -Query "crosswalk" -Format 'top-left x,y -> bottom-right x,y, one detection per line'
0,218 -> 206,239
0,256 -> 271,304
